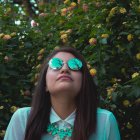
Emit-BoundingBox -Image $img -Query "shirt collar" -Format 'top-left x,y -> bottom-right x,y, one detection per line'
50,107 -> 76,126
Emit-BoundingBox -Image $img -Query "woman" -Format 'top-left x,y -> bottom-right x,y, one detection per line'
4,47 -> 120,140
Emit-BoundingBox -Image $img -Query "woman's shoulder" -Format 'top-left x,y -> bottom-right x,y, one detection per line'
96,108 -> 119,128
15,107 -> 31,114
90,108 -> 120,140
4,107 -> 31,140
97,108 -> 115,119
16,106 -> 31,112
97,108 -> 113,115
11,107 -> 31,121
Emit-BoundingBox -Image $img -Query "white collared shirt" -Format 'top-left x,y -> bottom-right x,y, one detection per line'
49,108 -> 76,139
4,107 -> 121,140
50,108 -> 76,126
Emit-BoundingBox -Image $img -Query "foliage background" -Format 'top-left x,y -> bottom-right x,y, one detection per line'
0,0 -> 140,139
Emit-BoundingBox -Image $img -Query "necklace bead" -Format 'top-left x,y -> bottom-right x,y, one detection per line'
47,123 -> 73,140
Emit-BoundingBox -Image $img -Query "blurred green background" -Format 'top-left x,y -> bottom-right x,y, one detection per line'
0,0 -> 140,139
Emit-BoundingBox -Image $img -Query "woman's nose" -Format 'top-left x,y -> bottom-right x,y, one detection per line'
60,63 -> 70,73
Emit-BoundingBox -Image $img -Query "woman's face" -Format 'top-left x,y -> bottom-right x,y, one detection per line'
46,52 -> 82,99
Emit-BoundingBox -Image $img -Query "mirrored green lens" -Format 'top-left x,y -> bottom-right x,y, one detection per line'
68,58 -> 82,70
49,58 -> 63,70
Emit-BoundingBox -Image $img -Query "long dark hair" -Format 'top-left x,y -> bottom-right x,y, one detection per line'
25,47 -> 98,140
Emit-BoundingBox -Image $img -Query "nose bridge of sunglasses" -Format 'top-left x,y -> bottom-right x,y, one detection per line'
61,61 -> 69,70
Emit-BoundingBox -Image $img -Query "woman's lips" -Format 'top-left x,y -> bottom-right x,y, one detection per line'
57,75 -> 73,81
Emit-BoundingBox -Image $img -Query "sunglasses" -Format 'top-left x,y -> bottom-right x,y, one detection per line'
48,57 -> 83,71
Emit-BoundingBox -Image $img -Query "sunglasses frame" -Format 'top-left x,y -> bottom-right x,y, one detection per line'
48,57 -> 83,71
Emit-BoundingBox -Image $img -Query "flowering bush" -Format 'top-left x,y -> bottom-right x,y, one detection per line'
0,0 -> 140,139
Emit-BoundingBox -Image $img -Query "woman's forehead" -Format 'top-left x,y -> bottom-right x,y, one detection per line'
52,52 -> 75,61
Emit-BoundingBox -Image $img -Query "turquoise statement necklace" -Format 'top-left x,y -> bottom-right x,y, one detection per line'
47,123 -> 73,139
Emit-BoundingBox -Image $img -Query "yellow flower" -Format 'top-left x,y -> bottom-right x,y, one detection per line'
61,8 -> 67,13
89,38 -> 97,45
10,106 -> 18,113
67,12 -> 73,17
119,7 -> 127,14
90,68 -> 97,76
19,45 -> 24,49
64,0 -> 69,4
0,33 -> 4,38
70,2 -> 77,7
7,7 -> 11,12
123,100 -> 130,107
38,48 -> 45,55
101,34 -> 109,38
136,53 -> 140,60
3,34 -> 11,40
65,29 -> 72,34
60,30 -> 66,35
111,78 -> 121,83
0,130 -> 6,137
10,32 -> 16,37
132,72 -> 139,78
62,38 -> 68,43
36,64 -> 41,69
67,6 -> 73,11
109,7 -> 117,15
107,87 -> 114,95
126,122 -> 133,129
54,46 -> 60,50
113,83 -> 119,88
37,55 -> 43,60
61,8 -> 67,16
0,106 -> 4,110
60,34 -> 68,39
87,64 -> 91,69
127,34 -> 133,41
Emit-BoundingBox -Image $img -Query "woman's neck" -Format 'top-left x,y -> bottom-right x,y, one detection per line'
50,97 -> 76,120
